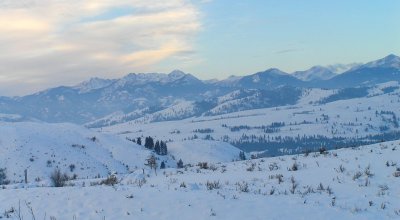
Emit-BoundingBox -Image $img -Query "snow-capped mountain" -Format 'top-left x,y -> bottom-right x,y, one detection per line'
325,63 -> 361,74
1,55 -> 400,220
0,55 -> 399,124
292,66 -> 336,81
74,77 -> 116,93
320,54 -> 400,88
232,68 -> 305,89
361,54 -> 400,69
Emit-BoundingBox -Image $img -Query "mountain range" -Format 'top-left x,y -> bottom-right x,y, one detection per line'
0,54 -> 399,125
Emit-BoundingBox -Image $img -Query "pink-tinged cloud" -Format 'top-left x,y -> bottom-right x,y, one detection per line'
0,0 -> 202,95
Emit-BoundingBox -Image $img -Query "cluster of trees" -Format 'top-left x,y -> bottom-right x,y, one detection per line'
232,131 -> 400,157
228,122 -> 286,133
193,128 -> 214,134
132,136 -> 168,156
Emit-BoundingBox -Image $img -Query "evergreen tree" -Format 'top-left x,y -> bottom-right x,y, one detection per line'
160,161 -> 166,169
144,137 -> 149,148
160,141 -> 168,155
239,151 -> 246,160
154,141 -> 161,155
136,137 -> 142,146
144,136 -> 154,150
177,159 -> 184,169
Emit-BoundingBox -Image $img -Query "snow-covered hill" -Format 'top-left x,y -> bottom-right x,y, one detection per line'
0,122 -> 241,184
1,139 -> 399,219
101,82 -> 400,155
0,122 -> 150,183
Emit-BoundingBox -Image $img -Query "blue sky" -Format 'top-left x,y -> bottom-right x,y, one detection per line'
0,0 -> 399,95
180,0 -> 400,77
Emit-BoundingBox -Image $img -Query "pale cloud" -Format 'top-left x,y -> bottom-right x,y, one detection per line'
0,0 -> 201,95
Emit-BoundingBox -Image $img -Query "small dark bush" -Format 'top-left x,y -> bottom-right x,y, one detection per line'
50,169 -> 69,187
289,162 -> 298,171
69,164 -> 76,172
236,181 -> 249,193
206,180 -> 221,190
0,168 -> 10,185
198,162 -> 209,169
100,175 -> 118,186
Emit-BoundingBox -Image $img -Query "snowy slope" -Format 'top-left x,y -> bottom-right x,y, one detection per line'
0,121 -> 242,184
168,140 -> 241,163
101,82 -> 400,154
0,122 -> 151,183
1,140 -> 399,219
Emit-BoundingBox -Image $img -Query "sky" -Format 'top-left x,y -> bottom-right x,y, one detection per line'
0,0 -> 399,96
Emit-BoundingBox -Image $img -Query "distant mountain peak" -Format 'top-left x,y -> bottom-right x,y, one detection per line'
169,69 -> 185,76
263,68 -> 288,75
362,54 -> 400,69
168,70 -> 187,81
74,77 -> 115,93
385,54 -> 400,60
292,66 -> 335,81
325,63 -> 361,74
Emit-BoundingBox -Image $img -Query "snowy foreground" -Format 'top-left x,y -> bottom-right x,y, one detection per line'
1,140 -> 400,219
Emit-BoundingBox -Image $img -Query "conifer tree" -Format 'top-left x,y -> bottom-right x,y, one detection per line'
145,136 -> 154,150
160,161 -> 166,169
155,141 -> 161,155
239,151 -> 246,160
160,141 -> 168,155
177,159 -> 184,169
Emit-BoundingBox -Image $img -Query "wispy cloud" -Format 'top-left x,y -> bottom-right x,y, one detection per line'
0,0 -> 201,95
275,48 -> 301,54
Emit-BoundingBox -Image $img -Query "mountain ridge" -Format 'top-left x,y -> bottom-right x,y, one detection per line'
0,54 -> 399,124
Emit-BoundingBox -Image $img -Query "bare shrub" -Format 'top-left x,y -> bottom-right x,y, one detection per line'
246,163 -> 256,172
336,164 -> 345,173
352,171 -> 363,181
288,162 -> 298,171
209,164 -> 218,171
236,181 -> 249,193
136,178 -> 147,188
319,147 -> 327,155
269,187 -> 276,195
100,175 -> 118,186
50,169 -> 69,187
198,162 -> 209,169
317,182 -> 325,191
289,176 -> 298,194
206,180 -> 221,190
364,165 -> 374,177
0,168 -> 10,185
326,186 -> 333,195
276,174 -> 284,184
303,149 -> 312,157
268,162 -> 279,171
